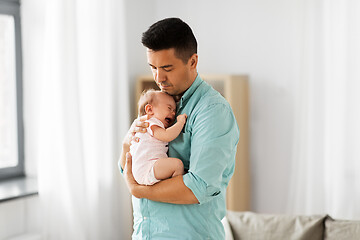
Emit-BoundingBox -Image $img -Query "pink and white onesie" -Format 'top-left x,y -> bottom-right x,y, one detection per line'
130,117 -> 168,185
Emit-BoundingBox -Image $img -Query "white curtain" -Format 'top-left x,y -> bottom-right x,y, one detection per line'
23,0 -> 132,238
288,0 -> 360,220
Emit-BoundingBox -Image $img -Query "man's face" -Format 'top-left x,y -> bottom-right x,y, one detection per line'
147,48 -> 196,97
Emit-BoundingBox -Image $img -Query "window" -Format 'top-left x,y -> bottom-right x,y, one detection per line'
0,0 -> 24,180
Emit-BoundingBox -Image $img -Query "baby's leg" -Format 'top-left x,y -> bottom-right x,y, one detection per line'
153,158 -> 184,180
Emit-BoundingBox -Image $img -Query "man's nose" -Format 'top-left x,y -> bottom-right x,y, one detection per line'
156,69 -> 166,83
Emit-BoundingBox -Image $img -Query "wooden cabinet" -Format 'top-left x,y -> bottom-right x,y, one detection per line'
135,74 -> 250,211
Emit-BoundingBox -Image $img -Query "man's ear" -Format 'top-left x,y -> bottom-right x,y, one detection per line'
145,104 -> 153,115
189,53 -> 198,69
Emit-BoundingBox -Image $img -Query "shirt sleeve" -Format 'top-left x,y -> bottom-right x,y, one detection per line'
147,117 -> 165,136
183,103 -> 239,205
118,157 -> 124,174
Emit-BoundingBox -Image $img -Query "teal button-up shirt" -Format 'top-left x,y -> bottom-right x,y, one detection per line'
123,74 -> 239,240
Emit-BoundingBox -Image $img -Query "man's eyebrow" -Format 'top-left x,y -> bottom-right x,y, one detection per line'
148,63 -> 173,69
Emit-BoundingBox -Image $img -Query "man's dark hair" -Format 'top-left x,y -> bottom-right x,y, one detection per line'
142,18 -> 197,63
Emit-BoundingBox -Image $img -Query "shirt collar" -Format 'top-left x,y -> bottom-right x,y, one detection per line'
178,73 -> 202,108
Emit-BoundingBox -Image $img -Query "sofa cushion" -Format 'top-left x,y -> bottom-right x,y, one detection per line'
325,217 -> 360,240
226,211 -> 328,240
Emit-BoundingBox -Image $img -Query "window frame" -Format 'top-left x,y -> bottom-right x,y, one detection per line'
0,0 -> 24,180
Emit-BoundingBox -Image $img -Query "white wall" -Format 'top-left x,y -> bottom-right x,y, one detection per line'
124,1 -> 157,119
125,0 -> 298,213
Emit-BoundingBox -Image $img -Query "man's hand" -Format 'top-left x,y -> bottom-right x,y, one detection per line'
123,152 -> 140,196
123,115 -> 150,147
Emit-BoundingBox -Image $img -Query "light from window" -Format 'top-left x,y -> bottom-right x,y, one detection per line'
0,14 -> 18,169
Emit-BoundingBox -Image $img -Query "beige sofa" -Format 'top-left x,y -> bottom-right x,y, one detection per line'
223,211 -> 360,240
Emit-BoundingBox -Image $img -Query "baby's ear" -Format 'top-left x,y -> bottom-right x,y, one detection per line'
145,104 -> 153,114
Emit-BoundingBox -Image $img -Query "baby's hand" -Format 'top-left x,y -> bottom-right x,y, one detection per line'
177,113 -> 187,125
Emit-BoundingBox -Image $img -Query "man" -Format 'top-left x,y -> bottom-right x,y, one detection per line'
119,17 -> 239,239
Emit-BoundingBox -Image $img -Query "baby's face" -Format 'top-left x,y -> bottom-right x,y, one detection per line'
151,92 -> 176,128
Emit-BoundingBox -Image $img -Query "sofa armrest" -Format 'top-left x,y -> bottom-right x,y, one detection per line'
325,217 -> 360,240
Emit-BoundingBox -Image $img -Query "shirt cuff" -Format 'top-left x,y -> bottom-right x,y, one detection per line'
183,171 -> 221,205
118,160 -> 124,174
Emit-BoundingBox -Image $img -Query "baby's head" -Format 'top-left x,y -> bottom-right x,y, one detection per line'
138,89 -> 176,128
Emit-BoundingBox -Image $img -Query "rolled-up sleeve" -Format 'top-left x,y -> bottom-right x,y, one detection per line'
183,103 -> 239,205
118,161 -> 123,173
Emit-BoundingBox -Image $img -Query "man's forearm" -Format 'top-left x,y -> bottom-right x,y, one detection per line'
132,175 -> 199,204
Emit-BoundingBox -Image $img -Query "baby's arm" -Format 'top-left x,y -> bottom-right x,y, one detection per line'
152,114 -> 187,142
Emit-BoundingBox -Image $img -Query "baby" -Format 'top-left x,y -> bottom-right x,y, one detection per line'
130,89 -> 187,185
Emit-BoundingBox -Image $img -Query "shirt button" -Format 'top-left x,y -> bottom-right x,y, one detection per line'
143,217 -> 147,220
